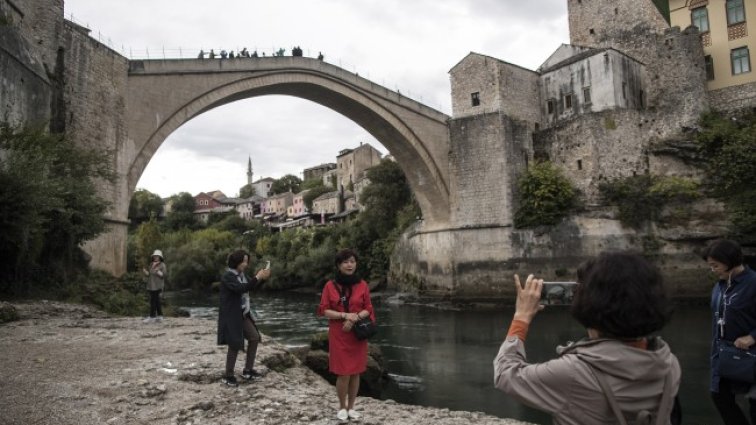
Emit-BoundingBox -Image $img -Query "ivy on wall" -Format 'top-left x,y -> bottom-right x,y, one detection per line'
599,175 -> 700,228
696,111 -> 756,240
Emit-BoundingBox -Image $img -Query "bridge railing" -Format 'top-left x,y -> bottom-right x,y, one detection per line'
65,14 -> 446,112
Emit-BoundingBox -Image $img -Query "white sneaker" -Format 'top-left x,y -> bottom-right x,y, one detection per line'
156,316 -> 164,322
336,409 -> 348,421
348,409 -> 361,419
142,317 -> 154,323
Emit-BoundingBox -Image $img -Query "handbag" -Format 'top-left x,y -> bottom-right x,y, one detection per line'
353,317 -> 377,340
718,340 -> 756,383
336,283 -> 377,340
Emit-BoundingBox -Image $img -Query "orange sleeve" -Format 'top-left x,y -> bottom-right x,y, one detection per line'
506,319 -> 530,341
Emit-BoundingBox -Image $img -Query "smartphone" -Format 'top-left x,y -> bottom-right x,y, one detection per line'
540,281 -> 577,305
265,260 -> 271,270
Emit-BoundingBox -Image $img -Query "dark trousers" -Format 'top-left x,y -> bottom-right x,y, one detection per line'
148,290 -> 162,317
225,316 -> 261,376
712,378 -> 756,425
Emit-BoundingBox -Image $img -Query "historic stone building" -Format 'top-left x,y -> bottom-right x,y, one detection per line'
670,0 -> 756,111
4,0 -> 753,299
335,143 -> 382,190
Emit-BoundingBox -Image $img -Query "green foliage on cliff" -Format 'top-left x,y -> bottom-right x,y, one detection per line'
0,125 -> 114,295
696,111 -> 756,240
599,175 -> 700,228
514,161 -> 578,228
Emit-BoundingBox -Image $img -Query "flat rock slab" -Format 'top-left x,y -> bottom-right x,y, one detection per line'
0,301 -> 534,425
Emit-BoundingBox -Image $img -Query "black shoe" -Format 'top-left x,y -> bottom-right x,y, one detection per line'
221,375 -> 238,387
241,368 -> 262,380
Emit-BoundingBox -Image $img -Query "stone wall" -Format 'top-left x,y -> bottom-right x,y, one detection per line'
709,81 -> 756,113
0,25 -> 51,126
541,49 -> 645,126
58,21 -> 130,274
449,53 -> 503,118
497,62 -> 541,125
391,214 -> 715,300
535,109 -> 650,202
0,0 -> 60,127
448,112 -> 530,227
5,0 -> 63,74
566,0 -> 708,134
568,0 -> 669,49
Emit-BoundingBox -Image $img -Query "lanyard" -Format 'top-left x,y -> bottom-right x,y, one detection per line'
716,280 -> 735,340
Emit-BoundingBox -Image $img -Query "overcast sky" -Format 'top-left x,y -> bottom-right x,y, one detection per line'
63,0 -> 569,198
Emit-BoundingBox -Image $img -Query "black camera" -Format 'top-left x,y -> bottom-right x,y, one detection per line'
540,282 -> 577,305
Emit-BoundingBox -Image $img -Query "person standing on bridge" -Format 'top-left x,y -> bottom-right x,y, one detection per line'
317,249 -> 375,422
197,49 -> 205,59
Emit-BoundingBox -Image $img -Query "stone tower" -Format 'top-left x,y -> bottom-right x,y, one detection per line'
247,156 -> 253,185
566,0 -> 708,133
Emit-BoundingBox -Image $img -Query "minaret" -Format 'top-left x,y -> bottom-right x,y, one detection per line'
247,156 -> 253,185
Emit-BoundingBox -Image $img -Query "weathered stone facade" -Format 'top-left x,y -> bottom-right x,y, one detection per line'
391,0 -> 736,300
3,0 -> 751,299
709,81 -> 756,112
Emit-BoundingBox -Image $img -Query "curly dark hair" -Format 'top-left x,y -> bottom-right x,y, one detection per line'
335,248 -> 358,267
227,249 -> 250,269
701,239 -> 743,271
570,252 -> 672,338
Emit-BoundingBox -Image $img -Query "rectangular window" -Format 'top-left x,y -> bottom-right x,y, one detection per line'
471,92 -> 480,107
547,99 -> 555,114
577,159 -> 583,170
564,94 -> 573,109
727,0 -> 746,25
691,7 -> 710,32
705,55 -> 715,80
622,82 -> 627,100
583,87 -> 591,104
731,47 -> 751,75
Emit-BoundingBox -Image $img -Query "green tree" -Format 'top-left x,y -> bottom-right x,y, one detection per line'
359,159 -> 413,236
0,125 -> 114,292
239,183 -> 256,198
303,184 -> 332,211
162,192 -> 198,231
134,216 -> 163,270
302,178 -> 325,190
514,161 -> 577,228
128,188 -> 164,225
270,174 -> 302,195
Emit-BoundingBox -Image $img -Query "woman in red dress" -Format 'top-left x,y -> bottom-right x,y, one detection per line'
317,249 -> 375,422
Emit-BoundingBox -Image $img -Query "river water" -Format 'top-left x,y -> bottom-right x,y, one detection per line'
169,290 -> 719,425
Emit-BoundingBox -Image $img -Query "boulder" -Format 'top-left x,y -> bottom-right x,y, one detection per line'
303,332 -> 389,398
0,302 -> 19,324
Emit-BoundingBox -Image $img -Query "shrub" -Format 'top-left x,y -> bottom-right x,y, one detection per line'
514,161 -> 578,228
599,175 -> 700,228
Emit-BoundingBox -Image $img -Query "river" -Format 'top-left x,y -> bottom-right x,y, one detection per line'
168,290 -> 718,425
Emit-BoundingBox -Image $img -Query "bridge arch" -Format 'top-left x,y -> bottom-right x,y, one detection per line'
125,57 -> 451,227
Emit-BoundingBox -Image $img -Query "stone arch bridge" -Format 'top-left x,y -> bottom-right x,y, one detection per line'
124,56 -> 451,229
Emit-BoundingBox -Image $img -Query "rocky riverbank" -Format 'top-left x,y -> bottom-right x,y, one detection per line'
0,301 -> 533,425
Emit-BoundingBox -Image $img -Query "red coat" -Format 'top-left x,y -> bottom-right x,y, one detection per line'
317,280 -> 375,375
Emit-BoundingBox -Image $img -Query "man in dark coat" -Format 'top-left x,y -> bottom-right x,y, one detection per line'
218,249 -> 271,386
